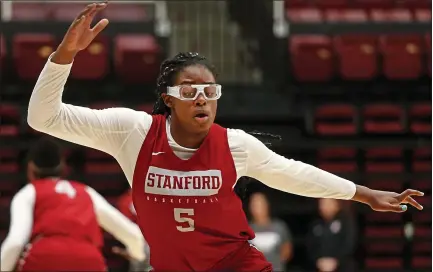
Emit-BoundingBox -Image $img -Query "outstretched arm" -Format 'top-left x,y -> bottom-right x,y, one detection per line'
86,187 -> 146,261
27,3 -> 151,160
1,185 -> 35,271
241,130 -> 423,212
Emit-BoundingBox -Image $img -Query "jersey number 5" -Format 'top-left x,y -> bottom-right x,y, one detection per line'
174,208 -> 194,232
55,180 -> 77,199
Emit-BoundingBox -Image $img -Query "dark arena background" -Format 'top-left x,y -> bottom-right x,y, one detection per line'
0,0 -> 431,271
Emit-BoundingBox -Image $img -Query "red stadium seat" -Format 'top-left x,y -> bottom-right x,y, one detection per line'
379,34 -> 424,79
285,0 -> 311,8
324,9 -> 368,22
70,36 -> 109,80
85,149 -> 112,161
334,35 -> 378,80
426,33 -> 431,77
413,212 -> 432,224
12,3 -> 51,21
409,103 -> 432,134
114,35 -> 162,84
412,241 -> 432,254
411,256 -> 432,269
13,33 -> 56,81
314,104 -> 357,135
0,35 -> 5,73
414,9 -> 432,22
0,104 -> 20,136
370,9 -> 413,22
353,0 -> 395,9
414,226 -> 432,238
412,147 -> 431,172
397,0 -> 432,9
365,241 -> 404,254
102,4 -> 147,21
286,8 -> 323,22
317,147 -> 357,173
365,148 -> 404,173
363,104 -> 404,134
315,0 -> 348,9
365,226 -> 404,239
51,4 -> 86,21
136,103 -> 154,114
85,163 -> 122,174
365,212 -> 403,223
364,179 -> 403,192
290,35 -> 335,81
365,258 -> 404,269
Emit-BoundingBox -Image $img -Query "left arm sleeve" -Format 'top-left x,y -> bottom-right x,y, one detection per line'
241,131 -> 356,199
1,184 -> 36,271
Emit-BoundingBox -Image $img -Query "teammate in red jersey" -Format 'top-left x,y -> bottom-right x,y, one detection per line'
0,138 -> 146,271
27,3 -> 424,271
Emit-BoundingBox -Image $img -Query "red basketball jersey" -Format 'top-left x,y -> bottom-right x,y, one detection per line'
117,190 -> 136,222
30,179 -> 102,248
132,115 -> 254,271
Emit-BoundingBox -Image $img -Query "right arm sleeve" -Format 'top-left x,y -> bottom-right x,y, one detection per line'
27,56 -> 152,157
85,187 -> 146,261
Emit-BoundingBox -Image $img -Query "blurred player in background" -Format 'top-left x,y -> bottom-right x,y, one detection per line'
27,3 -> 424,271
249,192 -> 293,271
0,137 -> 146,271
117,190 -> 152,272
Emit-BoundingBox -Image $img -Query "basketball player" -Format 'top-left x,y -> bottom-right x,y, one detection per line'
0,137 -> 145,271
27,3 -> 424,271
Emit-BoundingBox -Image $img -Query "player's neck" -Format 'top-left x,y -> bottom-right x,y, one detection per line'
170,119 -> 208,149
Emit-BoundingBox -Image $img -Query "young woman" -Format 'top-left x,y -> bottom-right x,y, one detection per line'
27,3 -> 424,271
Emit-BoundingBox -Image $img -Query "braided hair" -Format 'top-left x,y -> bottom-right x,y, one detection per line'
152,52 -> 217,115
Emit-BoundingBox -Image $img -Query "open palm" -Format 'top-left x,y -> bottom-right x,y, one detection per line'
60,3 -> 109,52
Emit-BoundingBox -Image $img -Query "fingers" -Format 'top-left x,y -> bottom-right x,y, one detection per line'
404,196 -> 424,210
396,189 -> 424,202
84,3 -> 108,26
91,19 -> 110,36
384,204 -> 407,213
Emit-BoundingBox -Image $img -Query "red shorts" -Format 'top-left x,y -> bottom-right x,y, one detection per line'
17,236 -> 106,271
214,242 -> 273,272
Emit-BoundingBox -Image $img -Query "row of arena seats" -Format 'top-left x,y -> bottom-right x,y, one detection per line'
1,102 -> 430,137
1,33 -> 431,83
311,103 -> 431,135
0,146 -> 430,180
8,3 -> 148,21
290,34 -> 431,81
0,34 -> 161,83
286,0 -> 431,9
317,147 -> 431,174
287,7 -> 431,22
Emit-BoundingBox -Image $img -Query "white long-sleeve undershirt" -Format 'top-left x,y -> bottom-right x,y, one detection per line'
0,184 -> 145,272
27,55 -> 356,200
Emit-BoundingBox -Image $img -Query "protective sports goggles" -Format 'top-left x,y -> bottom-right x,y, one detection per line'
167,84 -> 222,101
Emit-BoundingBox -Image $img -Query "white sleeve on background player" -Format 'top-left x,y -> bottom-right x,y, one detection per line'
27,56 -> 152,159
237,130 -> 356,200
85,187 -> 146,261
1,184 -> 36,272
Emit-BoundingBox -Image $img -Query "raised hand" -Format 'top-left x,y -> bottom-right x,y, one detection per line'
52,2 -> 109,64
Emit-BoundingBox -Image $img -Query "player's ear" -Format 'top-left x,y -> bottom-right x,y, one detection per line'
162,93 -> 173,108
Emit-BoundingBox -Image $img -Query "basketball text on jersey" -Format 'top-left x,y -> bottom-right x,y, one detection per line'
145,166 -> 222,196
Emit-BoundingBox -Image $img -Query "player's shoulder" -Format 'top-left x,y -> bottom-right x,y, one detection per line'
12,183 -> 36,204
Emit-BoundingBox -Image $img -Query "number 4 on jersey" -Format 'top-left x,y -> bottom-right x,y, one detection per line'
174,208 -> 194,232
55,180 -> 77,199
